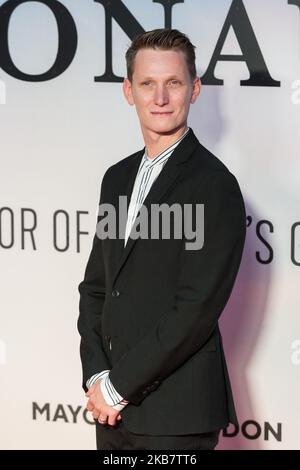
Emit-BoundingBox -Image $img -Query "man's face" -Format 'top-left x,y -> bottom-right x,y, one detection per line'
123,48 -> 201,135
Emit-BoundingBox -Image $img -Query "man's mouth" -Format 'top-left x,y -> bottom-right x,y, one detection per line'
151,112 -> 173,115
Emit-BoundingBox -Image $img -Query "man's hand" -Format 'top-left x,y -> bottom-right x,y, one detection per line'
86,380 -> 122,426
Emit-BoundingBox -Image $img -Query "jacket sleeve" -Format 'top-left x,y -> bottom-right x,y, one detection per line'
109,170 -> 246,405
77,168 -> 112,392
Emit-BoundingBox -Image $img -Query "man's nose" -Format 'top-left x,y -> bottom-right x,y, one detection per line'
154,85 -> 169,106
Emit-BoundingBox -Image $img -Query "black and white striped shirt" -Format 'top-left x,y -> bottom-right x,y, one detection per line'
87,127 -> 190,410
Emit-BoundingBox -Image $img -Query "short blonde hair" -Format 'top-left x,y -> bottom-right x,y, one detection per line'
125,28 -> 196,83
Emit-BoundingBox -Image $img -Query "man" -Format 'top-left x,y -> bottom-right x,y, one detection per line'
78,28 -> 246,450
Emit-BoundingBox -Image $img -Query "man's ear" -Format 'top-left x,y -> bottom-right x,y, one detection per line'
123,77 -> 135,106
190,77 -> 201,104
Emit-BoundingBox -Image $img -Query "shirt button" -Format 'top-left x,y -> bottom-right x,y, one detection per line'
111,290 -> 120,297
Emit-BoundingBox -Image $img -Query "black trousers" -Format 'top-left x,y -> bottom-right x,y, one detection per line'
96,421 -> 220,450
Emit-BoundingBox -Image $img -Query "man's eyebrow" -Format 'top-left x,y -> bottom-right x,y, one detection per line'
139,75 -> 182,81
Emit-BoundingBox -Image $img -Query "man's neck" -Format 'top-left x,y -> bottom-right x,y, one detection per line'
143,125 -> 188,160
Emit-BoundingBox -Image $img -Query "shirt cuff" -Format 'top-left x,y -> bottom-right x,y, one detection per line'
100,373 -> 129,407
86,370 -> 109,389
86,371 -> 129,411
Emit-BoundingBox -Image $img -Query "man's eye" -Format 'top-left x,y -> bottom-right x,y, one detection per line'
142,81 -> 151,86
170,80 -> 180,85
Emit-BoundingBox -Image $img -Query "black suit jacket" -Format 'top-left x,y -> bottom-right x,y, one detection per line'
78,128 -> 246,435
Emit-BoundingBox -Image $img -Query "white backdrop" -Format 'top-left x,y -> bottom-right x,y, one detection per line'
0,0 -> 299,449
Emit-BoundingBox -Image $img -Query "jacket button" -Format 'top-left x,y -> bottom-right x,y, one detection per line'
111,290 -> 120,297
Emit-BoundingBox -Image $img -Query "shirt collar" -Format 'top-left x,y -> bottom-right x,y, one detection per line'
143,127 -> 190,166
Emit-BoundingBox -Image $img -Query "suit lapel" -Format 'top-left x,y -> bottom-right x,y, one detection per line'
112,128 -> 199,286
113,148 -> 144,266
